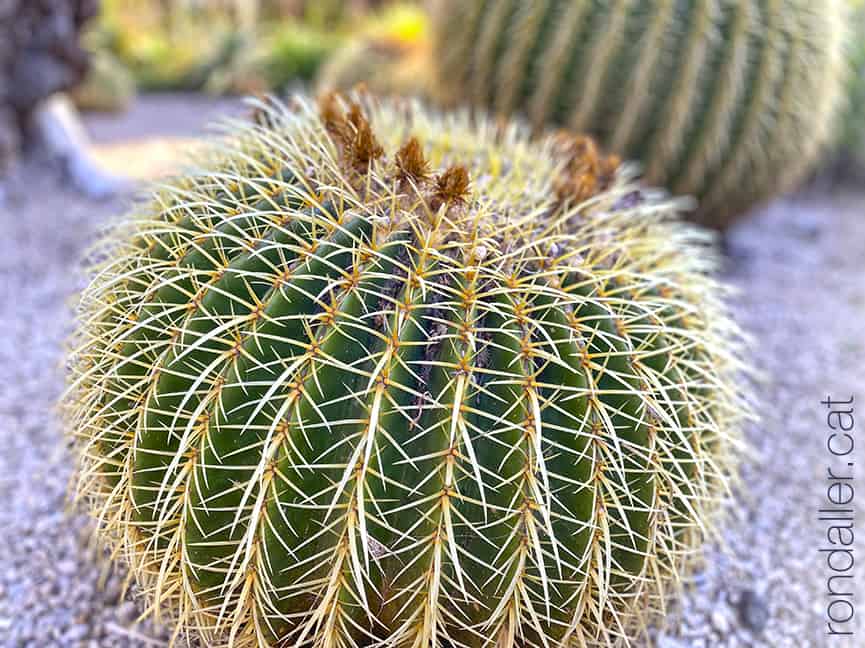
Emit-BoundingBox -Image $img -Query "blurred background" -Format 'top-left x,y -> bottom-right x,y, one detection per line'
0,0 -> 862,193
0,2 -> 864,647
0,0 -> 431,189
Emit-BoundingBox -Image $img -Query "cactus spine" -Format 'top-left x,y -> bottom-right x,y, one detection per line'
431,0 -> 848,229
65,94 -> 749,647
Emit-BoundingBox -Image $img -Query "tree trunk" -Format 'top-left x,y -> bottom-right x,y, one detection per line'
0,0 -> 99,173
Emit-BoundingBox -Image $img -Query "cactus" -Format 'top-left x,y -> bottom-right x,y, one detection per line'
64,93 -> 749,647
430,0 -> 848,230
842,1 -> 865,171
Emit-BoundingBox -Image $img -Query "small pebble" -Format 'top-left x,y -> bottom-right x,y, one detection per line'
711,609 -> 731,635
737,589 -> 770,633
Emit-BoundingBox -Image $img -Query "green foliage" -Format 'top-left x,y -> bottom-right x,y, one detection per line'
842,2 -> 865,168
197,23 -> 344,96
91,1 -> 239,91
431,0 -> 848,230
65,94 -> 750,647
89,1 -> 340,93
301,0 -> 350,29
87,1 -> 421,95
71,49 -> 136,113
87,25 -> 223,92
262,22 -> 343,87
315,4 -> 431,96
316,38 -> 430,96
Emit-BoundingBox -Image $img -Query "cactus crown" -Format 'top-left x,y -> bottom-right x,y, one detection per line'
65,94 -> 749,647
431,0 -> 848,229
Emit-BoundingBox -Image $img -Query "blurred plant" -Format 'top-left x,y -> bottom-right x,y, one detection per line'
259,0 -> 392,27
359,2 -> 427,44
71,49 -> 136,113
0,0 -> 97,171
91,1 -> 237,91
192,21 -> 343,95
431,0 -> 849,230
260,21 -> 343,88
269,3 -> 426,92
316,4 -> 430,95
301,0 -> 348,28
87,0 -> 416,93
212,2 -> 426,95
842,1 -> 865,170
316,38 -> 428,96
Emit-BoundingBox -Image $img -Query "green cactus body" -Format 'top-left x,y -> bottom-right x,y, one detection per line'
65,94 -> 749,647
431,0 -> 848,229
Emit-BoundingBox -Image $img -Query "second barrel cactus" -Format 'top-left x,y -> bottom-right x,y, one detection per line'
65,93 -> 749,647
316,37 -> 432,97
842,1 -> 865,171
431,0 -> 848,229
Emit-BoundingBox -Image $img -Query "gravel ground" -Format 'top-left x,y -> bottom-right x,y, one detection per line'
657,191 -> 865,648
0,95 -> 863,647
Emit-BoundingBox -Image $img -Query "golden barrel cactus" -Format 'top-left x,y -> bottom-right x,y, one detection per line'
64,94 -> 750,647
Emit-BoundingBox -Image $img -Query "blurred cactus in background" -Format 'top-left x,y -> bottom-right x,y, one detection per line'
64,93 -> 750,648
316,4 -> 431,96
431,0 -> 849,230
316,38 -> 430,96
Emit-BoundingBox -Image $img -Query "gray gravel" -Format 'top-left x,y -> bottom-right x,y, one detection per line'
656,191 -> 865,648
0,163 -> 174,647
0,97 -> 863,647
